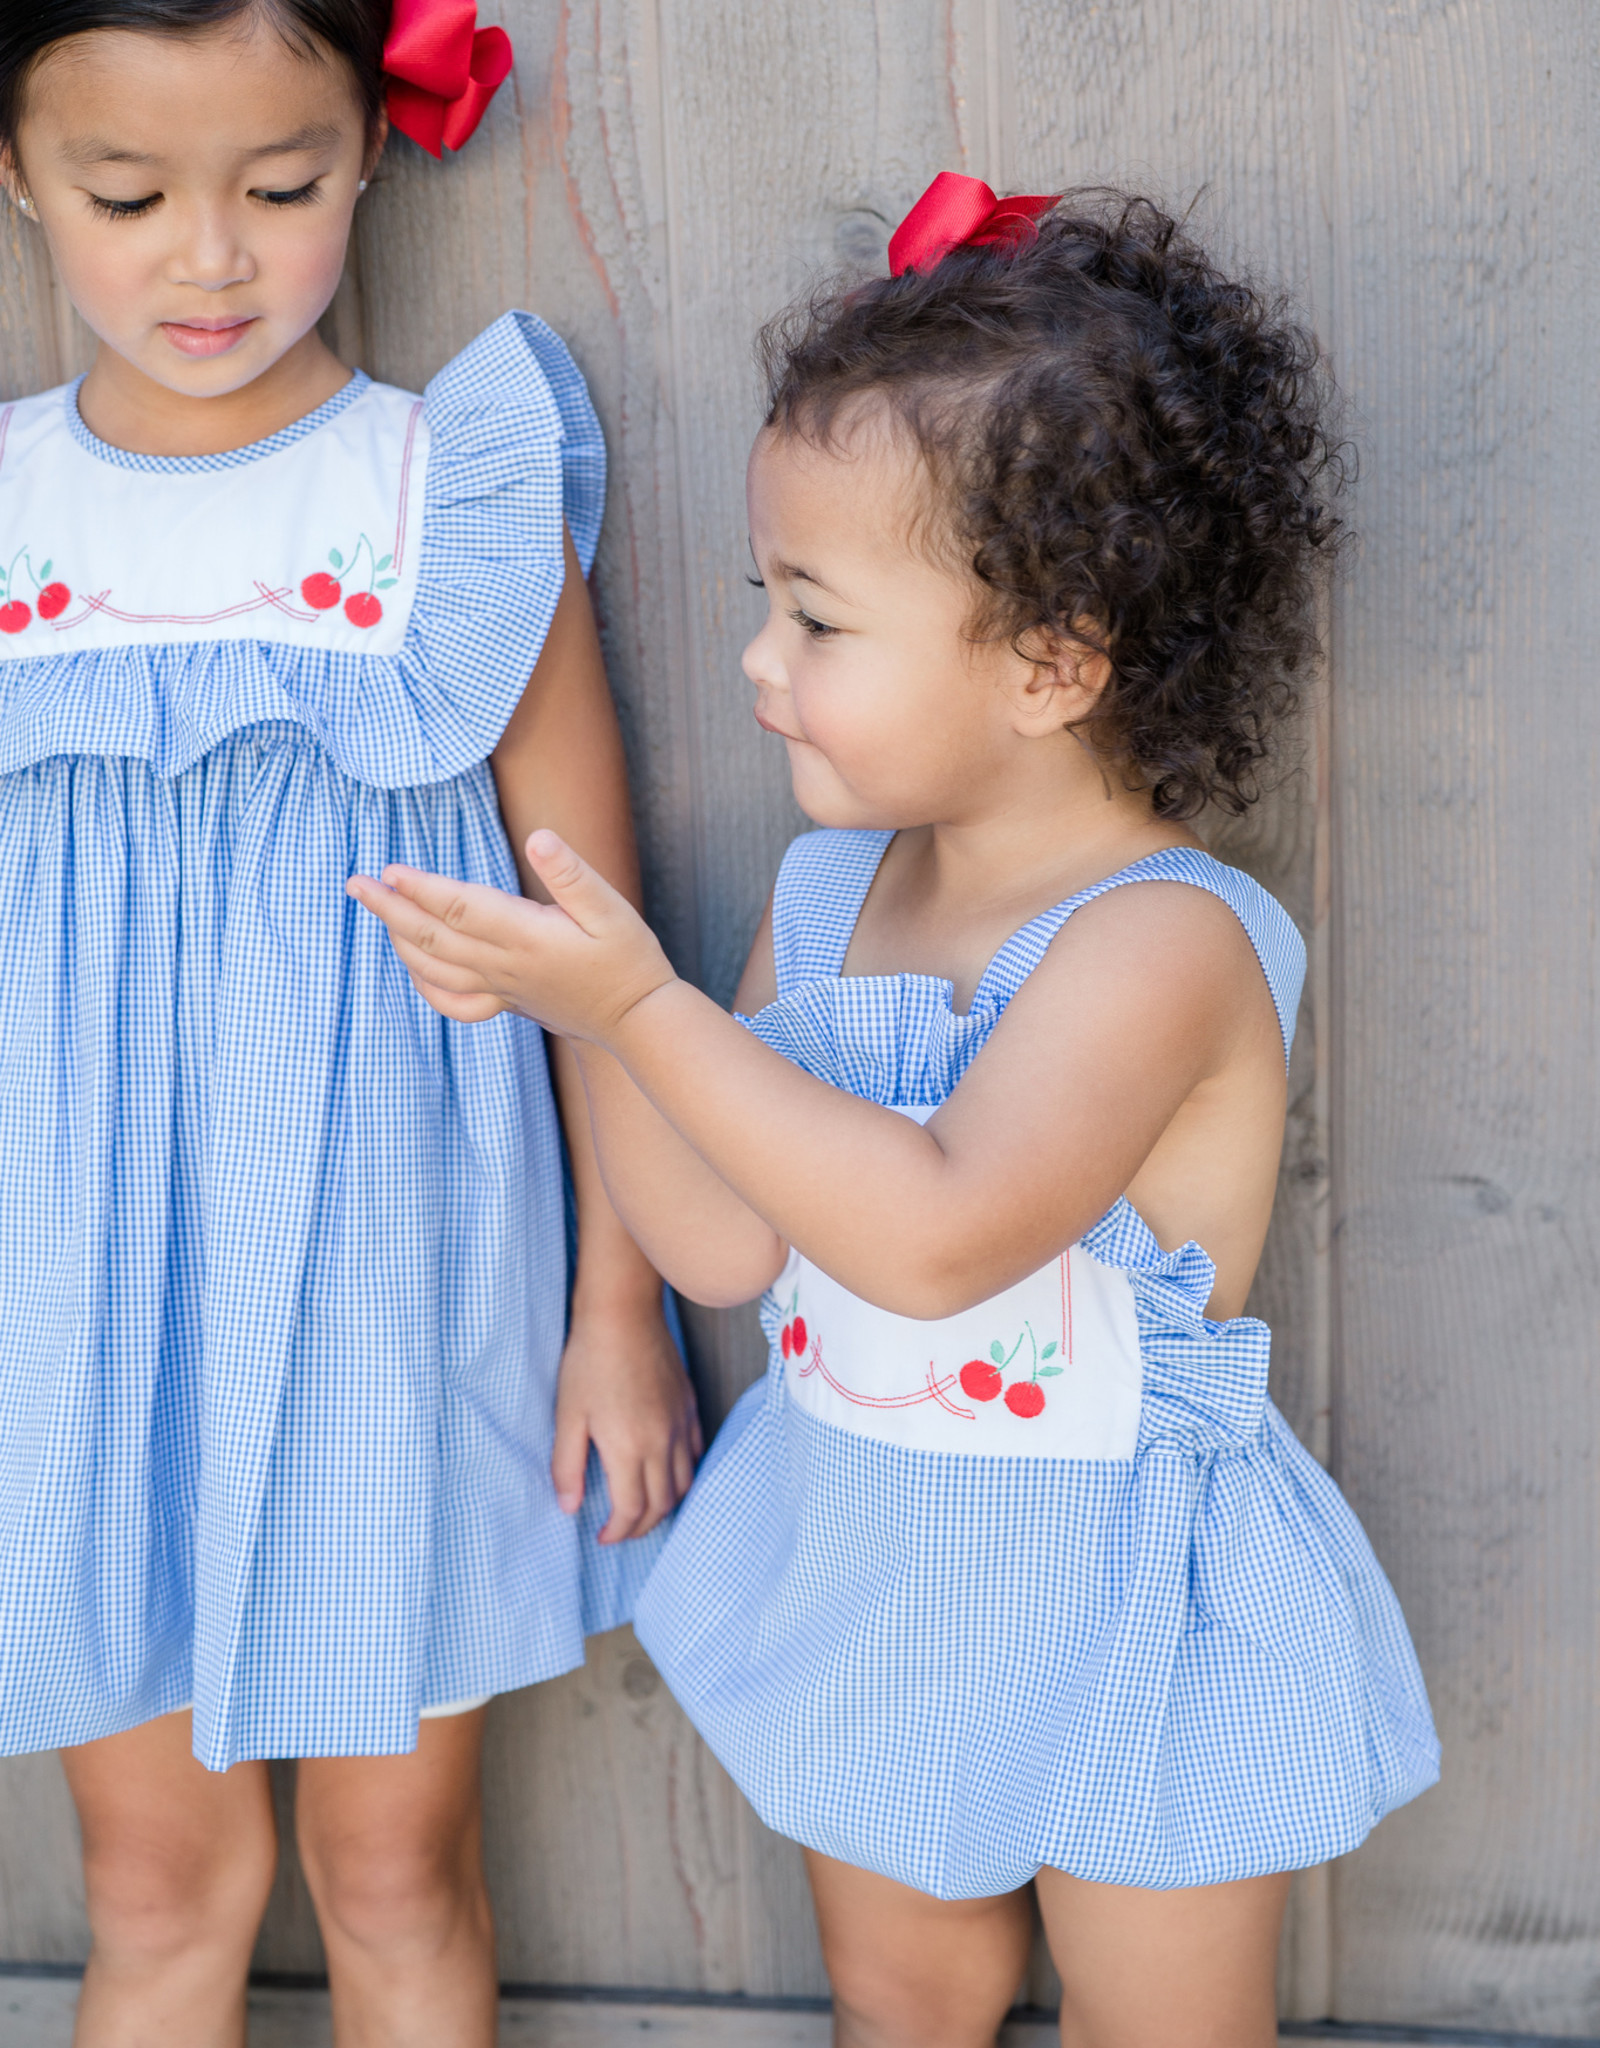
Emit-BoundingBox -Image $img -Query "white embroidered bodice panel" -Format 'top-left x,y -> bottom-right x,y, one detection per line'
0,376 -> 429,660
775,1104 -> 1144,1459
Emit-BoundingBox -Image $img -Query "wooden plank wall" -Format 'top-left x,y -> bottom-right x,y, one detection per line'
0,0 -> 1594,2031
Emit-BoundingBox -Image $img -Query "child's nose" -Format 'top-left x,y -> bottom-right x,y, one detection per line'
169,206 -> 256,293
740,614 -> 788,693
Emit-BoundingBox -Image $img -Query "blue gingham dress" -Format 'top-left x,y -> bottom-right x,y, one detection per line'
636,829 -> 1439,1897
0,314 -> 659,1771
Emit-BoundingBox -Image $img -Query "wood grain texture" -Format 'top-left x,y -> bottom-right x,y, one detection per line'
0,0 -> 1592,2028
1326,0 -> 1600,2028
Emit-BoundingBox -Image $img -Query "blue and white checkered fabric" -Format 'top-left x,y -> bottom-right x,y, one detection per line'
636,828 -> 1439,1896
0,315 -> 661,1772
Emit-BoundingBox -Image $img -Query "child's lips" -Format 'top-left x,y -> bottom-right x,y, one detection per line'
160,316 -> 258,358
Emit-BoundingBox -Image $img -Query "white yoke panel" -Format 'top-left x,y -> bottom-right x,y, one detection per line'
0,380 -> 429,659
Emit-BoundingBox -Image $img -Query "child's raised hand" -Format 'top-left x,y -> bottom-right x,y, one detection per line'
347,831 -> 677,1041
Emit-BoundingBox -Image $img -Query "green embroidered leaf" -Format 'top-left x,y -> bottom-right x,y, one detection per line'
376,553 -> 393,572
329,548 -> 344,570
989,1340 -> 1004,1363
1040,1341 -> 1058,1360
376,577 -> 399,590
38,561 -> 51,580
1038,1365 -> 1063,1378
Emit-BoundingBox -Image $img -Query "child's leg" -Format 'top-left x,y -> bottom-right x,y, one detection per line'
1035,1865 -> 1290,2048
60,1709 -> 277,2048
294,1706 -> 496,2048
804,1847 -> 1035,2048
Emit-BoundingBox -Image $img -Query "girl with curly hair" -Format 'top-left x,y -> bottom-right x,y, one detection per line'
353,175 -> 1440,2047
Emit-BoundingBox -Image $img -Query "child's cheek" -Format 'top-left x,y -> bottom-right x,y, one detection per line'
273,220 -> 359,335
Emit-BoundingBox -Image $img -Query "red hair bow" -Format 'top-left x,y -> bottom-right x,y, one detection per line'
383,0 -> 513,158
887,172 -> 1059,276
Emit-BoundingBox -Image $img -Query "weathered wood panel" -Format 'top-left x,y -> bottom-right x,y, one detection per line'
1327,0 -> 1600,2029
1,0 -> 1595,2029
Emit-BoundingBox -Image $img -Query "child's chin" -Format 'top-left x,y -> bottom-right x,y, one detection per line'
788,758 -> 915,834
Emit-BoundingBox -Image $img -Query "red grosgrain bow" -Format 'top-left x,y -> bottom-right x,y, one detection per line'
887,172 -> 1059,276
383,0 -> 513,158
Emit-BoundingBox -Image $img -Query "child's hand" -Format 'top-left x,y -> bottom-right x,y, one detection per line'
346,831 -> 676,1041
553,1295 -> 703,1541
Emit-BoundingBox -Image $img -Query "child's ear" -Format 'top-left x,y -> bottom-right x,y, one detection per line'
0,153 -> 31,220
362,111 -> 390,186
1010,623 -> 1111,735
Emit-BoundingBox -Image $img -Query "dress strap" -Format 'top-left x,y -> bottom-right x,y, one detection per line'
974,846 -> 1306,1065
771,829 -> 894,995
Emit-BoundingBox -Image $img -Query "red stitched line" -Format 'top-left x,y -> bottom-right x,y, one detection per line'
800,1337 -> 962,1410
1062,1250 -> 1074,1365
253,580 -> 318,622
63,587 -> 300,627
49,590 -> 110,630
391,401 -> 422,576
924,1362 -> 974,1420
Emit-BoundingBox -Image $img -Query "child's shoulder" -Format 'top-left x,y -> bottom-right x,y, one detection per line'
1046,844 -> 1306,1063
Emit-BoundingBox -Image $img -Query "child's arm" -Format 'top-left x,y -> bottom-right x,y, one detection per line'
562,897 -> 788,1305
351,835 -> 1274,1320
484,534 -> 701,1536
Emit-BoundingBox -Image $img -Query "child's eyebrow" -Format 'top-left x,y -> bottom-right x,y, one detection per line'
782,563 -> 842,597
62,123 -> 346,167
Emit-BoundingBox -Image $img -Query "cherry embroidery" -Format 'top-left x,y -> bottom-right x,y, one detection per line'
302,533 -> 398,630
972,1317 -> 1062,1418
0,550 -> 70,634
778,1290 -> 809,1361
958,1359 -> 1002,1402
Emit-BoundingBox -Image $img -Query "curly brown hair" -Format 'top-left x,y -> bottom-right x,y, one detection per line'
759,190 -> 1350,818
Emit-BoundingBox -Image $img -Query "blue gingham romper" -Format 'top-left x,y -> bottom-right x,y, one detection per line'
0,314 -> 659,1771
636,828 -> 1439,1897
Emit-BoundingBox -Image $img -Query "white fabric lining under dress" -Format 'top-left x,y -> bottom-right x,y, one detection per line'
635,828 -> 1439,1897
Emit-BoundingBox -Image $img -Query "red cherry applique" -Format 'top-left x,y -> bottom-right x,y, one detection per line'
958,1360 -> 1002,1402
780,1323 -> 793,1359
344,591 -> 383,629
790,1315 -> 807,1356
36,582 -> 69,621
0,601 -> 31,634
301,572 -> 341,611
1004,1381 -> 1045,1419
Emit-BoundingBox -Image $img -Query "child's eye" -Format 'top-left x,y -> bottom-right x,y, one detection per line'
254,180 -> 322,208
790,608 -> 838,640
88,192 -> 161,221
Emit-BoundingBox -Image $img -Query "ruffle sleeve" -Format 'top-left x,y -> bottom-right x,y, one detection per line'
0,312 -> 605,788
389,310 -> 606,780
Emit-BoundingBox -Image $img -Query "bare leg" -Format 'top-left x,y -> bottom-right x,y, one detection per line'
803,1847 -> 1034,2048
1036,1865 -> 1291,2048
60,1710 -> 277,2048
294,1708 -> 495,2048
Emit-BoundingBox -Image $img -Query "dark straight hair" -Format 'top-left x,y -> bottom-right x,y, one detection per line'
0,0 -> 390,150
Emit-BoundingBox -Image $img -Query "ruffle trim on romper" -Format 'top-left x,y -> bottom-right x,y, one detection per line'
0,312 -> 601,787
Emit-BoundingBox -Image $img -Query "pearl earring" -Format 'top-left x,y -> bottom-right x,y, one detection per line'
357,179 -> 368,193
17,196 -> 32,215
